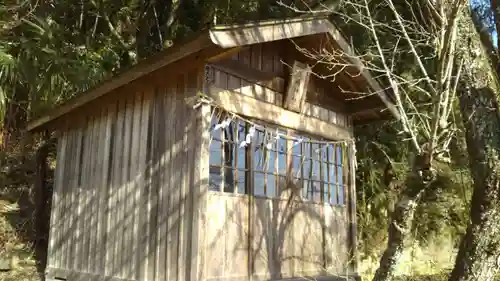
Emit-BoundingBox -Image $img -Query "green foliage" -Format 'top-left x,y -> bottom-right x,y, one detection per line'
412,166 -> 471,246
0,0 -> 305,124
355,120 -> 471,259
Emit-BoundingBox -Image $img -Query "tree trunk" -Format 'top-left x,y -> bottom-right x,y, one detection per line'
372,166 -> 429,281
449,9 -> 500,281
450,84 -> 500,281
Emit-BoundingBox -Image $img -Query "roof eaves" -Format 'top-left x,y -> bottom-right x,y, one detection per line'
209,16 -> 332,48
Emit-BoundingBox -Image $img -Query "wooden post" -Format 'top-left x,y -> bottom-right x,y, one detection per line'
191,66 -> 212,281
347,142 -> 359,279
34,131 -> 52,270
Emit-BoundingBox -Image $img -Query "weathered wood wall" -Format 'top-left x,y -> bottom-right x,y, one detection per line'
210,41 -> 352,129
202,41 -> 354,280
46,39 -> 356,281
46,69 -> 204,281
205,194 -> 348,280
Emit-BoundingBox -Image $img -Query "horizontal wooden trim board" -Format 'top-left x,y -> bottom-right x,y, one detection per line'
208,86 -> 353,140
209,16 -> 331,48
211,59 -> 286,93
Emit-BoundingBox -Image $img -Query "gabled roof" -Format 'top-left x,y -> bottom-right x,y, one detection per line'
27,14 -> 398,132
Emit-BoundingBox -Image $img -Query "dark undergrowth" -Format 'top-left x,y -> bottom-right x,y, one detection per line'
0,140 -> 54,281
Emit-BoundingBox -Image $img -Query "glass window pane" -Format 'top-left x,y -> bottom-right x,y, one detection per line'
223,124 -> 235,143
302,158 -> 311,180
292,141 -> 301,156
237,122 -> 246,148
236,124 -> 246,170
312,143 -> 320,159
268,150 -> 276,174
237,147 -> 246,170
336,145 -> 343,165
303,142 -> 311,159
311,160 -> 320,181
323,184 -> 329,203
330,161 -> 337,184
278,152 -> 287,175
328,145 -> 334,164
256,127 -> 265,148
254,172 -> 265,196
303,180 -> 310,199
263,150 -> 271,172
292,155 -> 302,177
323,162 -> 328,182
223,167 -> 235,193
210,112 -> 219,129
236,172 -> 246,194
209,166 -> 222,191
267,175 -> 276,197
278,134 -> 287,153
312,181 -> 321,202
320,144 -> 328,161
209,139 -> 222,166
222,142 -> 235,169
330,183 -> 337,204
257,150 -> 272,172
337,165 -> 343,186
254,145 -> 264,171
338,185 -> 344,205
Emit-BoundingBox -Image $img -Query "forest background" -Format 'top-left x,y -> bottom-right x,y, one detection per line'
1,0 -> 500,280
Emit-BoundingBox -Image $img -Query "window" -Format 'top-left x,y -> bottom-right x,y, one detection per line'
208,110 -> 349,205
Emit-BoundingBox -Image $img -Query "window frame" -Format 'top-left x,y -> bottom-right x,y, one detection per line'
208,108 -> 350,206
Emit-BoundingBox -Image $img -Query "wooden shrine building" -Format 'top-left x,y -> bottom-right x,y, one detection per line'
27,14 -> 397,281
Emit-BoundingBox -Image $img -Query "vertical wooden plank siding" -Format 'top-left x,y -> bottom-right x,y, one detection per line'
89,111 -> 101,274
176,79 -> 185,281
138,90 -> 151,281
59,128 -> 72,270
86,115 -> 98,273
46,70 -> 203,281
121,95 -> 133,279
147,88 -> 159,281
76,122 -> 88,273
70,125 -> 83,272
112,97 -> 125,277
156,86 -> 169,281
51,128 -> 68,269
105,101 -> 119,277
46,129 -> 64,269
64,128 -> 76,270
97,104 -> 112,275
168,78 -> 179,281
128,93 -> 142,280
